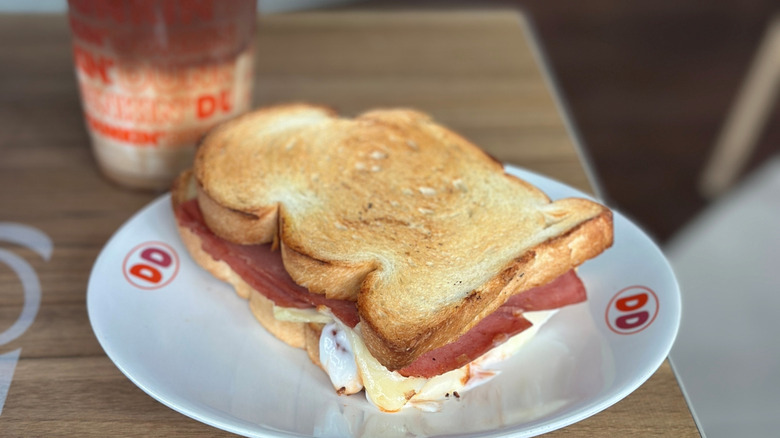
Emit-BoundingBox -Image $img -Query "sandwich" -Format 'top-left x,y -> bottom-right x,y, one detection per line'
171,104 -> 613,412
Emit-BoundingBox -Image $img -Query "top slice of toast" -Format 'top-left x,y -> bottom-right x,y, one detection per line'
193,104 -> 613,370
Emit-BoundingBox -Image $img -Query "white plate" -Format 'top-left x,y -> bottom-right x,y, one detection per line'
87,165 -> 680,438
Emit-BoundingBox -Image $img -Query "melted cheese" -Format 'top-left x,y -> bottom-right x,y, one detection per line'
408,309 -> 556,411
338,310 -> 556,412
272,303 -> 556,412
319,322 -> 363,394
272,305 -> 334,324
336,320 -> 427,412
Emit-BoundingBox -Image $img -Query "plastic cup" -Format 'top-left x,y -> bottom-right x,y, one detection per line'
67,0 -> 256,190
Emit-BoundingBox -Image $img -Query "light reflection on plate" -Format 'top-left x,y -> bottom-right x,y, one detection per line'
87,165 -> 680,438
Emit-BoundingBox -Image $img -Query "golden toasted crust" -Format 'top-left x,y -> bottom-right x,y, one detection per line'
361,206 -> 613,370
172,172 -> 307,349
279,238 -> 376,301
190,104 -> 614,370
196,183 -> 278,245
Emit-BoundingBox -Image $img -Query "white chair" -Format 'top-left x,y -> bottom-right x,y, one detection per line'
699,15 -> 780,198
668,155 -> 780,437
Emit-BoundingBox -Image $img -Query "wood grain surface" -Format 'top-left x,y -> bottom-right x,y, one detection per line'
0,10 -> 697,437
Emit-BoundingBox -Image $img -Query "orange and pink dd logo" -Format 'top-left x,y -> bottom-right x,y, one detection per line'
605,286 -> 659,335
122,241 -> 179,289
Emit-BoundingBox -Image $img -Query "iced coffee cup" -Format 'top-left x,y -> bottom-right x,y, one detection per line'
67,0 -> 256,190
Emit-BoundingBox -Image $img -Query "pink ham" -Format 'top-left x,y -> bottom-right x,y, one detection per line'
175,199 -> 586,377
398,270 -> 585,377
503,270 -> 586,312
176,199 -> 361,326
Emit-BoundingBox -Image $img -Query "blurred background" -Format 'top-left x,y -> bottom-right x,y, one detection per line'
515,0 -> 778,243
6,0 -> 776,243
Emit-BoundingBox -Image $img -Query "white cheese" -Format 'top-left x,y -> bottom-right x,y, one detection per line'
335,320 -> 428,412
272,305 -> 334,324
271,303 -> 556,412
319,323 -> 363,395
339,310 -> 556,412
408,309 -> 556,411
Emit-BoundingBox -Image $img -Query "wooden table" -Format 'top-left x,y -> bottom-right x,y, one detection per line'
0,10 -> 698,437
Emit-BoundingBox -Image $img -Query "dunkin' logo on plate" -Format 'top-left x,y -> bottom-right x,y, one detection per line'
605,286 -> 659,335
122,241 -> 179,289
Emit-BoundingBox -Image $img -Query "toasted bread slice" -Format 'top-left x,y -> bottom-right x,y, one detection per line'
193,104 -> 613,370
172,171 -> 308,349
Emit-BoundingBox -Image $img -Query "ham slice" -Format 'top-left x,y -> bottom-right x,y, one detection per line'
174,199 -> 586,377
176,199 -> 360,326
398,270 -> 585,377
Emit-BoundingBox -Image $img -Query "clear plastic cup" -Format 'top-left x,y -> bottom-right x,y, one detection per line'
67,0 -> 256,190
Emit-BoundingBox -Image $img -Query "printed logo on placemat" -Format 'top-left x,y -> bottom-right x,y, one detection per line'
122,241 -> 179,290
0,223 -> 53,416
605,286 -> 659,335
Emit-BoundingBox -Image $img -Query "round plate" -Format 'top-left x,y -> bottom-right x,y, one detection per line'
87,165 -> 680,437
